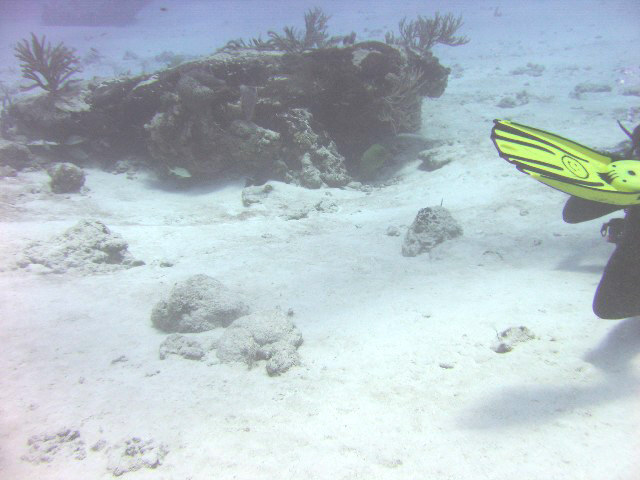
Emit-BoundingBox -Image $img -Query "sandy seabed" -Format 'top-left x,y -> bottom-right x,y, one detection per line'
0,1 -> 639,478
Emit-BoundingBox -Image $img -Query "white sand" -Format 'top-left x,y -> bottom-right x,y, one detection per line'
0,1 -> 639,478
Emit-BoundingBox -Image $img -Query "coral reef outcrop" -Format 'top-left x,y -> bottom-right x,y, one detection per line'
3,39 -> 450,186
2,8 -> 469,185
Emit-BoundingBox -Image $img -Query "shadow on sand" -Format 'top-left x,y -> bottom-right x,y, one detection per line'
458,317 -> 640,429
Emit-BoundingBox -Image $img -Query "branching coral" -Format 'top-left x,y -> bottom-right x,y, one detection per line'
14,33 -> 81,94
302,7 -> 333,49
223,7 -> 347,53
223,36 -> 274,51
268,7 -> 335,52
386,12 -> 469,54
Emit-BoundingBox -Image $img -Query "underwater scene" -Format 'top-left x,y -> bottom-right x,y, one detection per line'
0,0 -> 638,478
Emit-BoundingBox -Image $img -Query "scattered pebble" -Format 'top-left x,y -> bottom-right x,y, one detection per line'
107,437 -> 169,477
386,225 -> 401,236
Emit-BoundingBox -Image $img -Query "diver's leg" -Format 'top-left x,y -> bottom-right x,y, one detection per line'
562,196 -> 622,224
593,207 -> 640,319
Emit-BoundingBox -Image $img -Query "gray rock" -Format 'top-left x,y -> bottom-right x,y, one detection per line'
491,326 -> 536,353
16,219 -> 144,273
402,206 -> 462,257
496,90 -> 530,108
0,139 -> 32,170
158,334 -> 205,360
48,162 -> 85,193
241,183 -> 274,206
622,86 -> 640,97
386,226 -> 401,236
151,274 -> 250,333
216,309 -> 303,375
417,149 -> 452,171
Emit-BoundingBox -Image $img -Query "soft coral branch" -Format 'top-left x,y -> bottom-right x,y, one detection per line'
14,33 -> 81,94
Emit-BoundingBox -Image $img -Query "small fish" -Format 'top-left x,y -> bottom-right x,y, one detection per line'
168,167 -> 192,178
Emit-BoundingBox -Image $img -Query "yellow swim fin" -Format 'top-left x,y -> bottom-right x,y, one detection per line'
491,119 -> 640,206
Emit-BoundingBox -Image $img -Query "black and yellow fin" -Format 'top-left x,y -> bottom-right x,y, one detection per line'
491,119 -> 640,206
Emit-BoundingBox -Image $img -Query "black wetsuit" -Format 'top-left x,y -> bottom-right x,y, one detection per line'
563,196 -> 640,319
